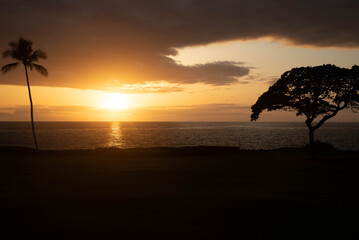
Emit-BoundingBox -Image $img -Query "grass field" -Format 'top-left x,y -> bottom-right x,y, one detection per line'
1,146 -> 358,239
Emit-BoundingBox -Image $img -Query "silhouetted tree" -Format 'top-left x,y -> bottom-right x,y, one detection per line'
251,65 -> 359,146
2,37 -> 48,150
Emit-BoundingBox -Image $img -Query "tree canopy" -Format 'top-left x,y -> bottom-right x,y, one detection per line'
251,64 -> 359,145
2,37 -> 48,76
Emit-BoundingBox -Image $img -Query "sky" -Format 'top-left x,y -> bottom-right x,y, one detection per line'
0,0 -> 358,121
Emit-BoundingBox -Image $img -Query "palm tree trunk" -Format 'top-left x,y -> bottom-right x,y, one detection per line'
24,65 -> 39,150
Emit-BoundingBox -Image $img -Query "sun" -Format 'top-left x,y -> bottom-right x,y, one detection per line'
101,93 -> 129,110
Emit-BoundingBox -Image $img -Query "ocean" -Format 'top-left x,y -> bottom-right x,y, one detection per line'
0,122 -> 358,150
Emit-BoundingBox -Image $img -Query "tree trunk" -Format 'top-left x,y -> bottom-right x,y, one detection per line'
309,128 -> 315,146
305,119 -> 315,146
308,127 -> 316,160
24,65 -> 39,150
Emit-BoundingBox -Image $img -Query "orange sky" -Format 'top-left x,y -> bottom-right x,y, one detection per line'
0,1 -> 358,122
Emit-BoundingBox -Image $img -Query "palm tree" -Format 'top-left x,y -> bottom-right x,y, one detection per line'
2,37 -> 48,150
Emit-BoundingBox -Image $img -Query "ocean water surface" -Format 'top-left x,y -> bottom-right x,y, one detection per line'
0,122 -> 358,150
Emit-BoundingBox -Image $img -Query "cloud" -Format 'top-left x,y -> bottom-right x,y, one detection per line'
0,0 -> 358,90
136,104 -> 251,121
0,105 -> 97,121
244,73 -> 279,85
0,104 -> 252,121
0,112 -> 12,118
1,103 -> 357,121
113,82 -> 184,93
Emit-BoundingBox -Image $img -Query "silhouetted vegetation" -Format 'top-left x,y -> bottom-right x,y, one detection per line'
2,37 -> 48,149
251,65 -> 359,145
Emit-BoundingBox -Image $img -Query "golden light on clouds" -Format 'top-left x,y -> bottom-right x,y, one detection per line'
0,1 -> 358,122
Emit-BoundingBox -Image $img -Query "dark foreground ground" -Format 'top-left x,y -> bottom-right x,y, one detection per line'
1,146 -> 359,239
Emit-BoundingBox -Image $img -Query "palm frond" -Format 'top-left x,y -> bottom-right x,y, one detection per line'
16,37 -> 33,59
8,41 -> 17,48
32,50 -> 47,59
29,50 -> 47,62
3,50 -> 13,58
1,62 -> 20,74
31,63 -> 48,76
19,37 -> 32,46
2,49 -> 22,61
3,38 -> 47,75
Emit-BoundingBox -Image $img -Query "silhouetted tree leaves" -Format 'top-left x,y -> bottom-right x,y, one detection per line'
251,65 -> 359,145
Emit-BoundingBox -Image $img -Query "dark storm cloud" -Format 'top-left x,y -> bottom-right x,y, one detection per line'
0,0 -> 358,89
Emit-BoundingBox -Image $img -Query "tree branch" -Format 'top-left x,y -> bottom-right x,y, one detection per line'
313,102 -> 347,130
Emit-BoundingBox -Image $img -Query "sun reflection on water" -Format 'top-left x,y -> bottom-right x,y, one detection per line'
108,122 -> 124,148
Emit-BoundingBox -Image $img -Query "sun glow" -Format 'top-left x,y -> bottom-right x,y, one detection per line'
101,93 -> 129,110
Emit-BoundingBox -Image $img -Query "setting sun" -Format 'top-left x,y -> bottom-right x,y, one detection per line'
101,93 -> 129,110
